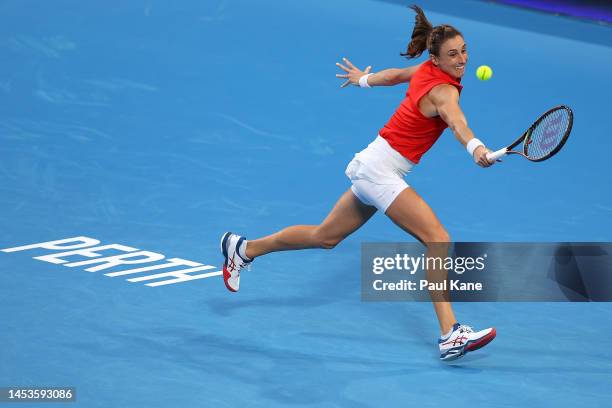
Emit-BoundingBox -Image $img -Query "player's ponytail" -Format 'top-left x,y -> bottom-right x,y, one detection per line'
402,5 -> 464,59
402,4 -> 433,59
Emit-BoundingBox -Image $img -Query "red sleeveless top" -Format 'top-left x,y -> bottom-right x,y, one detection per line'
379,60 -> 463,163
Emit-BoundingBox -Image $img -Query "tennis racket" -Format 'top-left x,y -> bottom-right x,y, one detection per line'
486,105 -> 573,162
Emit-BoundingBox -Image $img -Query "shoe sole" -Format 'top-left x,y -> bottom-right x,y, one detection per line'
465,327 -> 496,353
440,328 -> 497,362
223,265 -> 238,293
220,232 -> 238,293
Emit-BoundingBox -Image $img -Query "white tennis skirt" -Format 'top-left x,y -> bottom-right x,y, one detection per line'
345,136 -> 415,213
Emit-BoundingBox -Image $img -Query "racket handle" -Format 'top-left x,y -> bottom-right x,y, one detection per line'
486,147 -> 507,162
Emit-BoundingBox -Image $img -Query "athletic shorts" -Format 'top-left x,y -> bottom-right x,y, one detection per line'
345,136 -> 415,213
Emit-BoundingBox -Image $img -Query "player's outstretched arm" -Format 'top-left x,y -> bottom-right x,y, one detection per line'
335,57 -> 423,88
429,84 -> 494,168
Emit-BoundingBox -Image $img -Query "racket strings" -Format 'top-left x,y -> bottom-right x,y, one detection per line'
524,108 -> 571,160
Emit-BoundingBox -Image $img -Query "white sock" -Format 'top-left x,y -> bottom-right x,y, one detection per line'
441,327 -> 454,340
238,240 -> 251,261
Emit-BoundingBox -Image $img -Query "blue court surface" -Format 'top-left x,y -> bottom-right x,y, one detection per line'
2,0 -> 612,406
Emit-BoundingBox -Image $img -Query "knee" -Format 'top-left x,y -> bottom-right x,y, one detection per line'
424,227 -> 451,246
311,228 -> 343,250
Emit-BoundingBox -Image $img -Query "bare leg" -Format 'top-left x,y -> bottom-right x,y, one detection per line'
384,187 -> 457,335
245,189 -> 377,259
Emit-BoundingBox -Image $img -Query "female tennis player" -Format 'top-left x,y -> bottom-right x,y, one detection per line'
221,5 -> 496,361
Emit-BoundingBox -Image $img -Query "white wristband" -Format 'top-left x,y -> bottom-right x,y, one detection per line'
466,138 -> 484,157
359,73 -> 373,88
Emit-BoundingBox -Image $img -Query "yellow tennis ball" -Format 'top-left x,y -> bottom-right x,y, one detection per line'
476,65 -> 493,81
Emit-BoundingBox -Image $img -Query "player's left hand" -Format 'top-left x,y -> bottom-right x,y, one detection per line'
336,57 -> 371,88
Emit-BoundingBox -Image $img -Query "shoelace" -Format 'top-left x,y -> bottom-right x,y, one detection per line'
459,325 -> 474,334
228,255 -> 252,274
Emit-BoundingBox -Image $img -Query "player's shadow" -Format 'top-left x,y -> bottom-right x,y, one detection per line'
67,325 -> 440,406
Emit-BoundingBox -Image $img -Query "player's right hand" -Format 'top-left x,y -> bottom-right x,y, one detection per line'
474,145 -> 495,167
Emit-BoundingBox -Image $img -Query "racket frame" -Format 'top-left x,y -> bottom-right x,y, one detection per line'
486,105 -> 573,162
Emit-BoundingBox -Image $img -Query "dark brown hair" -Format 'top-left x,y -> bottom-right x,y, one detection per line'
401,5 -> 463,58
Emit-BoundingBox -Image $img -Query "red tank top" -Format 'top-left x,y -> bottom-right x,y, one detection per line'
379,60 -> 463,163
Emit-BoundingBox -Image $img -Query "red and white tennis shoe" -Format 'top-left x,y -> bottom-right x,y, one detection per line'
438,323 -> 496,361
220,232 -> 252,292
